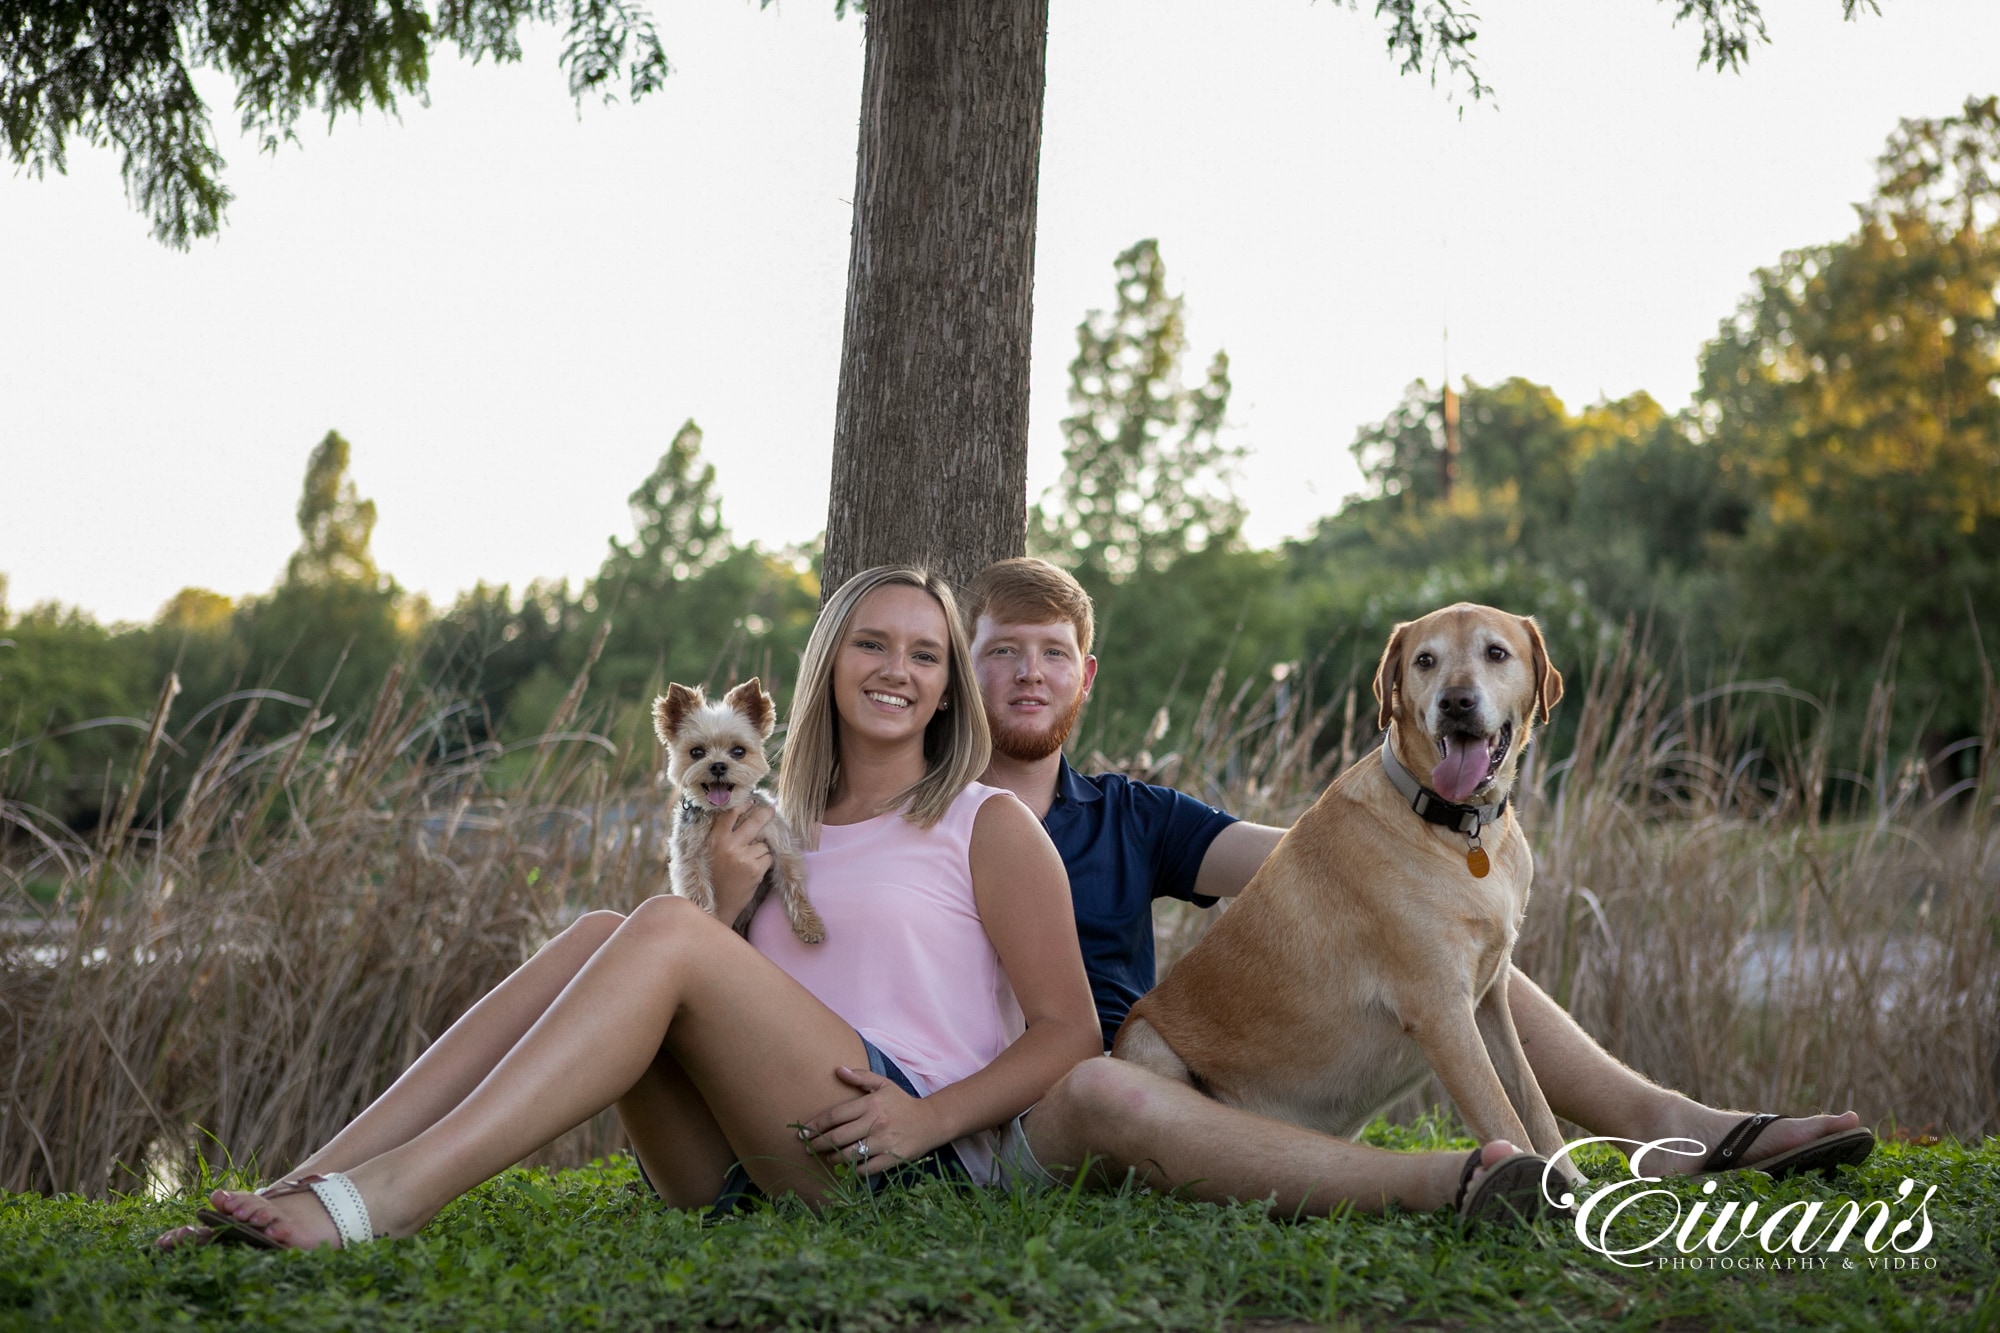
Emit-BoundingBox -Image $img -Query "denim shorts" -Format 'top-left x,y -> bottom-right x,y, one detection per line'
634,1035 -> 967,1216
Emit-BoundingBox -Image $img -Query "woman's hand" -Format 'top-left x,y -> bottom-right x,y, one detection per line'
708,803 -> 775,923
797,1065 -> 944,1176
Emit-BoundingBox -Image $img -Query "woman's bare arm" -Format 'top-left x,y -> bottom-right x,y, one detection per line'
925,792 -> 1100,1136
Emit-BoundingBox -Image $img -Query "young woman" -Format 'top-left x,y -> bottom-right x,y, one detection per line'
165,567 -> 1100,1249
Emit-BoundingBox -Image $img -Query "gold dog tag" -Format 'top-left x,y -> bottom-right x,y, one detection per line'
1466,846 -> 1491,878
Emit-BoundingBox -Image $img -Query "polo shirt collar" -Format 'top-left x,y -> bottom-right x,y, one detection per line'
1052,754 -> 1103,808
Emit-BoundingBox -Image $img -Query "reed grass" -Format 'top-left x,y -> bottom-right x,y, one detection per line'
3,633 -> 1995,1199
0,643 -> 655,1197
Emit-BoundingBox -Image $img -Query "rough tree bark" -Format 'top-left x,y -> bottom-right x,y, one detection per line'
821,0 -> 1049,598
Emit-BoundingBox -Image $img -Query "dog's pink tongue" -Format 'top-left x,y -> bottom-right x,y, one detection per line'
1430,736 -> 1490,804
706,787 -> 732,808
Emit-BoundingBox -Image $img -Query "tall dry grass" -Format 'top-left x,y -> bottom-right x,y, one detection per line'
1,641 -> 659,1197
4,634 -> 1995,1199
1137,638 -> 2000,1140
1514,636 -> 1999,1136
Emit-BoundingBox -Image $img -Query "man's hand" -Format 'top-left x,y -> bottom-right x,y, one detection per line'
709,803 -> 775,923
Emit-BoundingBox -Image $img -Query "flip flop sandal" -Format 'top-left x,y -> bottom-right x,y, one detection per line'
1699,1115 -> 1876,1180
151,1222 -> 217,1251
155,1181 -> 298,1250
1455,1149 -> 1558,1225
195,1172 -> 379,1250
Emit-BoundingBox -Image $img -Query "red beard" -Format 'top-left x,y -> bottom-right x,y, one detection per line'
987,690 -> 1086,763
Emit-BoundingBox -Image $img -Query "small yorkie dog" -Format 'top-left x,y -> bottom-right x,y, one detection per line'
653,678 -> 821,943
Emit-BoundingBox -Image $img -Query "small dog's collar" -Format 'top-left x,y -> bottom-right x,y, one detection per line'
1378,736 -> 1507,834
678,796 -> 705,822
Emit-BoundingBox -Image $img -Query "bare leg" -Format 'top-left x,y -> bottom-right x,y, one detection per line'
1021,1057 -> 1509,1216
154,910 -> 631,1249
616,1042 -> 737,1208
1508,966 -> 1861,1173
291,910 -> 630,1178
207,896 -> 871,1246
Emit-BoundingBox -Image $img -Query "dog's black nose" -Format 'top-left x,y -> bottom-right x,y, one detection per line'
1439,688 -> 1480,719
708,761 -> 729,778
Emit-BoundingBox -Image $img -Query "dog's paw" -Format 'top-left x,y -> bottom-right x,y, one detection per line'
789,902 -> 827,945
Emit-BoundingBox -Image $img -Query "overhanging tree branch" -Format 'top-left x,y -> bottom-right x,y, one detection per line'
1,0 -> 669,246
4,1 -> 1879,248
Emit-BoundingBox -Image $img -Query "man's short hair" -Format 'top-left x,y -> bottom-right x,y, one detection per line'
963,557 -> 1096,657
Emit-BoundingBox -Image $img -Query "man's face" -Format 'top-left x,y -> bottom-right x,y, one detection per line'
970,616 -> 1098,762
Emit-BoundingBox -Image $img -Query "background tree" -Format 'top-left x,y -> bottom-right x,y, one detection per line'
0,600 -> 154,831
148,586 -> 246,722
590,420 -> 810,695
420,578 -> 585,746
600,421 -> 728,595
1697,96 -> 2000,752
500,421 -> 819,744
288,431 -> 381,586
1033,239 -> 1240,584
1561,392 -> 1749,633
1350,376 -> 1579,532
236,432 -> 406,729
1291,378 -> 1706,755
1026,240 -> 1279,748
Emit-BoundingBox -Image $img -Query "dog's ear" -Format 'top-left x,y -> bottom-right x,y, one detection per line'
1372,622 -> 1410,731
1520,616 -> 1564,725
723,677 -> 777,738
653,683 -> 704,745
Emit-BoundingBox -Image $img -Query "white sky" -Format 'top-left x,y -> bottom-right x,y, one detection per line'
3,0 -> 1997,626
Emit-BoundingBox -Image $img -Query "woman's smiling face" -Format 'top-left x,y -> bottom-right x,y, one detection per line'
831,582 -> 952,746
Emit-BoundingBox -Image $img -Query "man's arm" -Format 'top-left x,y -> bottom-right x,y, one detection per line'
1191,821 -> 1286,898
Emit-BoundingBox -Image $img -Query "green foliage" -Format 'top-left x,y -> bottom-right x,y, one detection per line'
586,420 -> 818,725
1,1141 -> 1990,1331
1033,239 -> 1242,584
288,432 -> 380,587
1697,95 -> 2000,748
229,430 -> 407,735
420,578 -> 586,744
231,580 -> 406,719
0,601 -> 155,829
601,419 -> 729,592
1075,545 -> 1293,753
1026,239 -> 1271,752
0,0 -> 670,247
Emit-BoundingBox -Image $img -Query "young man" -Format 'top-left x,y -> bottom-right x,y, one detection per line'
959,557 -> 1873,1213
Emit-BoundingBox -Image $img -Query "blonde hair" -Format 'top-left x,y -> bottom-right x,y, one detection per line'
778,566 -> 991,838
962,557 -> 1096,657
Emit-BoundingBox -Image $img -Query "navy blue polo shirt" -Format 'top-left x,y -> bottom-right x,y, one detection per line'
1040,756 -> 1237,1047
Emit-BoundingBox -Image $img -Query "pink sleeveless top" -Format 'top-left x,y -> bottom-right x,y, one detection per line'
748,781 -> 1023,1182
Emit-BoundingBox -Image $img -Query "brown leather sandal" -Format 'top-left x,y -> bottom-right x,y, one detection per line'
1698,1115 -> 1876,1179
1455,1149 -> 1559,1225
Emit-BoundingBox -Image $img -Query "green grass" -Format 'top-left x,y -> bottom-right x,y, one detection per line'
5,1130 -> 1995,1332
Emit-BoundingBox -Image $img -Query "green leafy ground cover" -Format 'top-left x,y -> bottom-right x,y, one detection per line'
5,1127 -> 1994,1333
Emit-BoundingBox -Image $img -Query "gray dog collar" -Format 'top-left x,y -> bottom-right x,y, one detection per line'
1377,736 -> 1507,834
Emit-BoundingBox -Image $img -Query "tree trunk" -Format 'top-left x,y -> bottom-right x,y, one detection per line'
822,0 -> 1049,599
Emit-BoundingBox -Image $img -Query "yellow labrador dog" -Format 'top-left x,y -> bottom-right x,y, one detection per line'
1116,603 -> 1576,1180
